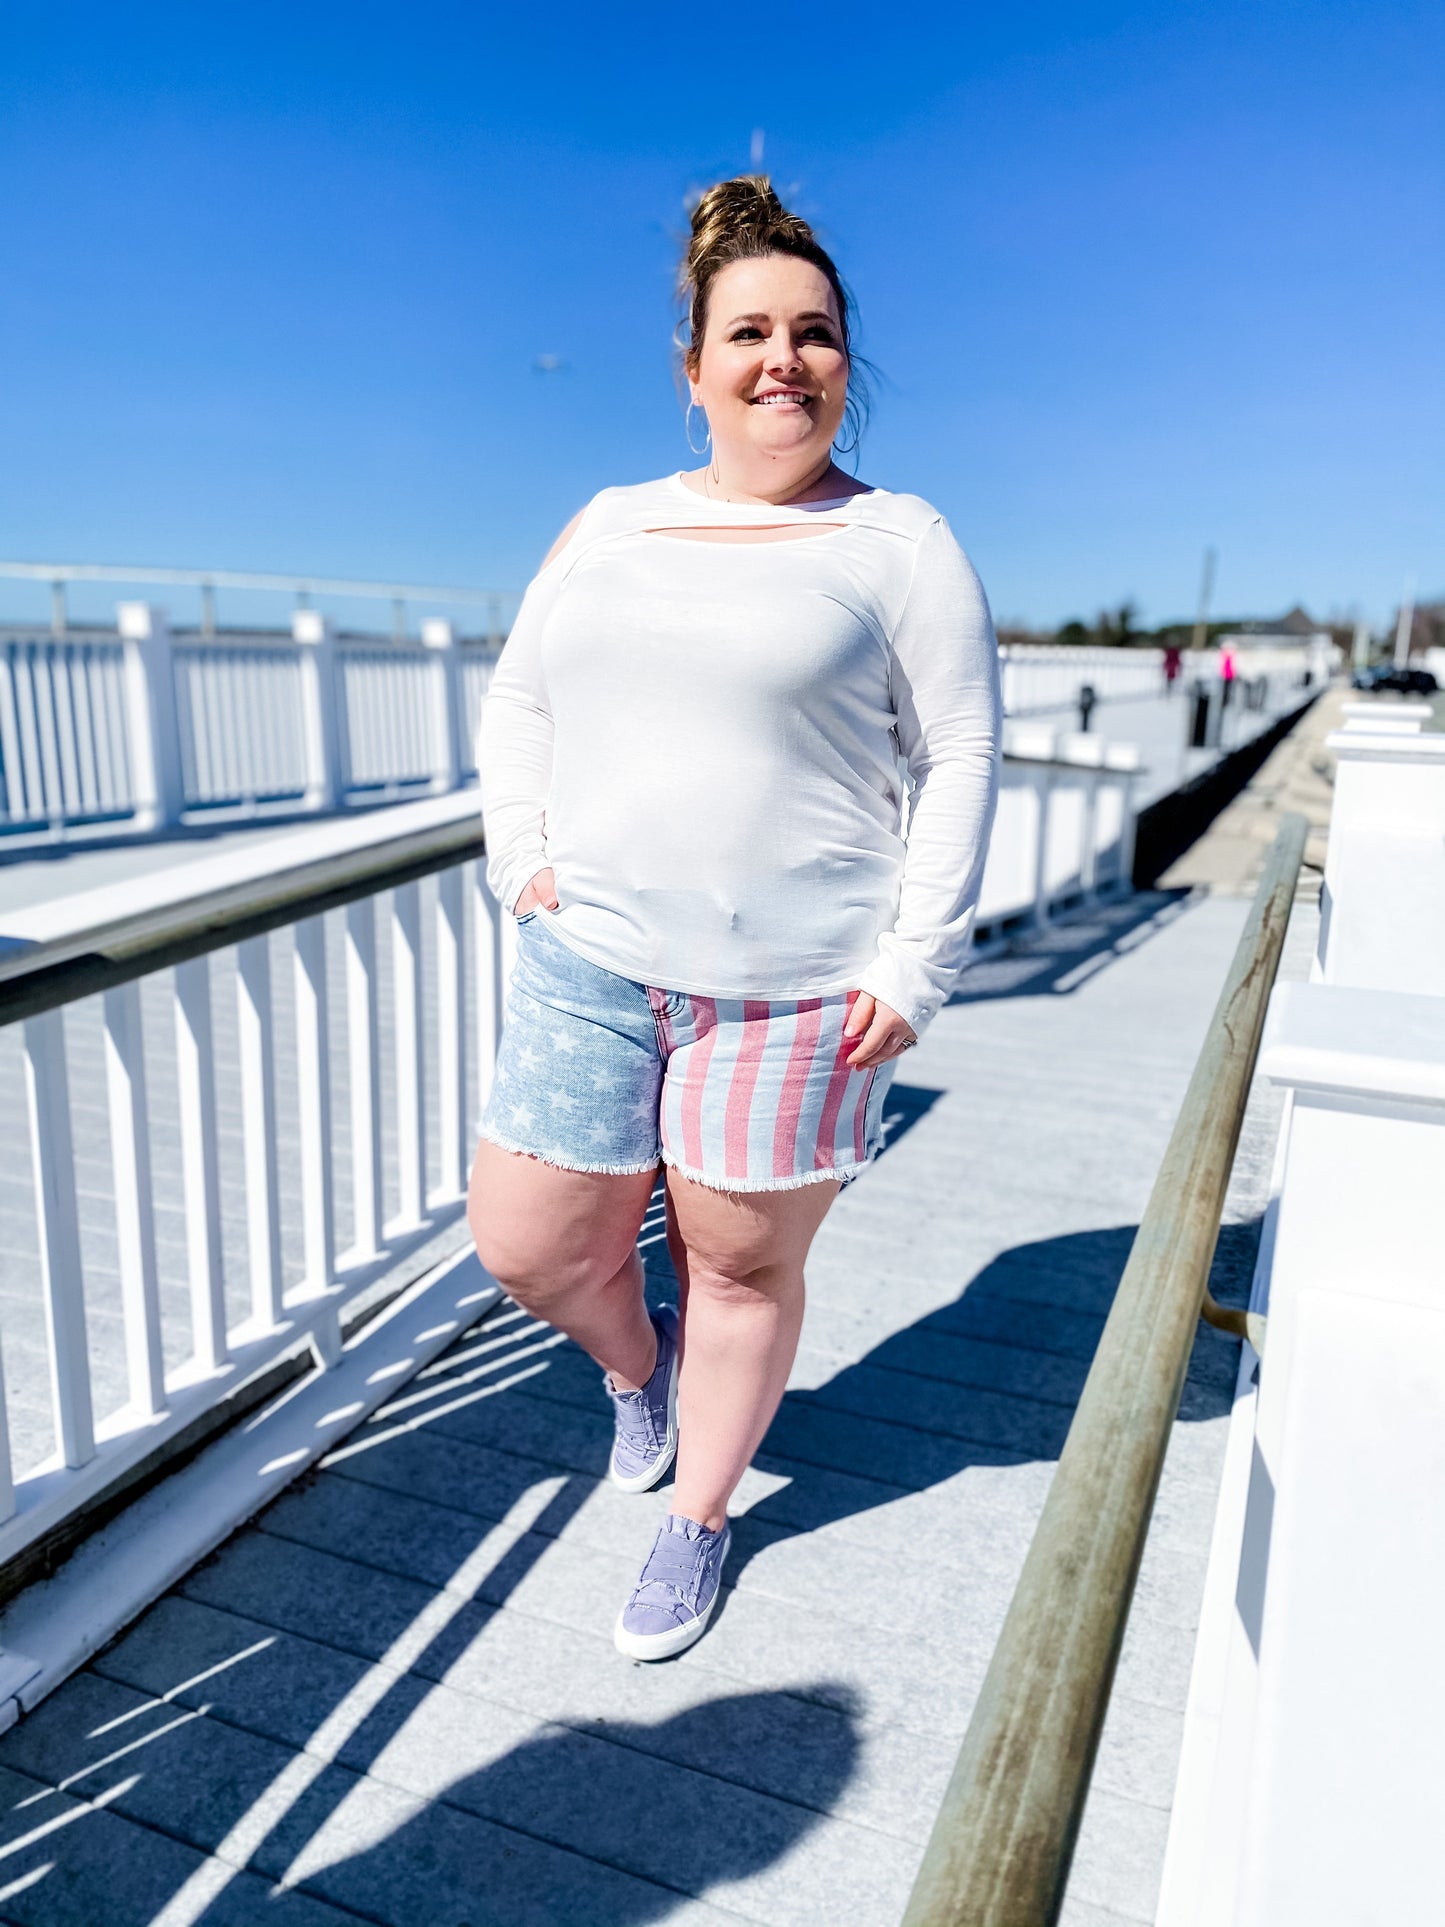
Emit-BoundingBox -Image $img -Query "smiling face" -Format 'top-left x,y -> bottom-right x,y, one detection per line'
687,254 -> 850,492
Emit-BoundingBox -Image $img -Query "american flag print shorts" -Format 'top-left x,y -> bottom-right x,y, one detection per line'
477,907 -> 898,1193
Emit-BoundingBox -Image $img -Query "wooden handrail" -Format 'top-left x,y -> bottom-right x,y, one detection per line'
901,811 -> 1308,1927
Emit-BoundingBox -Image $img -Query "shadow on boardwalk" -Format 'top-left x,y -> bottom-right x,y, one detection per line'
0,1209 -> 1252,1926
946,888 -> 1193,1007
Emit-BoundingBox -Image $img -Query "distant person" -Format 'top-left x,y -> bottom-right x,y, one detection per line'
469,176 -> 1002,1661
1219,641 -> 1237,704
1163,642 -> 1182,692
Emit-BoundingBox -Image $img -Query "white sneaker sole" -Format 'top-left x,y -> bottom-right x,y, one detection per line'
608,1327 -> 680,1493
613,1528 -> 731,1661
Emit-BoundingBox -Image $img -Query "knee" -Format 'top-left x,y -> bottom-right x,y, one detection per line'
682,1250 -> 788,1310
468,1198 -> 629,1313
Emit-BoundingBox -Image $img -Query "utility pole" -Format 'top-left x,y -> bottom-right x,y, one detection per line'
1393,575 -> 1416,669
1191,546 -> 1216,653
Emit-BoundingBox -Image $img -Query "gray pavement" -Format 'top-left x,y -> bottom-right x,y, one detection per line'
0,881 -> 1319,1926
0,810 -> 362,915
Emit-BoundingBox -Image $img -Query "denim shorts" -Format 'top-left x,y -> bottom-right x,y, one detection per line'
477,909 -> 898,1193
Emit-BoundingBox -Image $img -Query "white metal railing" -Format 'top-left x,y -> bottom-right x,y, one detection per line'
999,639 -> 1336,723
979,726 -> 1140,928
1000,644 -> 1172,715
0,795 -> 507,1568
173,633 -> 310,809
1,597 -> 1336,848
0,605 -> 500,842
0,629 -> 137,829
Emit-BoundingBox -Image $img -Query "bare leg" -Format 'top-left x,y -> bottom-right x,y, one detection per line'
664,1170 -> 840,1531
468,1140 -> 661,1389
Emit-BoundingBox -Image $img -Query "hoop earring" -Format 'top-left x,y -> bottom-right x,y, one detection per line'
833,404 -> 862,476
685,402 -> 711,455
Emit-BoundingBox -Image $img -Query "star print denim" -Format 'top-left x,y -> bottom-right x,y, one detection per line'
477,908 -> 898,1194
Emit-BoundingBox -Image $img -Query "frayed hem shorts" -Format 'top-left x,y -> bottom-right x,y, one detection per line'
477,909 -> 898,1194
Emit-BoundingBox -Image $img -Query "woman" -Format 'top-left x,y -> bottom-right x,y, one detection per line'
469,175 -> 1001,1662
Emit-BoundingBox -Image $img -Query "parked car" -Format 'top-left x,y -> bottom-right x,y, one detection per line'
1382,667 -> 1437,696
1352,664 -> 1438,695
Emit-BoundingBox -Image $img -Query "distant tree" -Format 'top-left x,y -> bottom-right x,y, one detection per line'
1056,619 -> 1091,645
1095,600 -> 1140,647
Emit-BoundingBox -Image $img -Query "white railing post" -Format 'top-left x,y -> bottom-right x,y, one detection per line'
1059,733 -> 1107,898
393,881 -> 427,1227
436,866 -> 467,1197
1106,746 -> 1140,890
294,611 -> 345,813
294,915 -> 337,1302
102,983 -> 167,1418
174,957 -> 228,1375
236,936 -> 284,1333
423,618 -> 465,794
344,897 -> 384,1263
472,862 -> 503,1113
22,1011 -> 95,1467
118,601 -> 185,833
1031,770 -> 1054,925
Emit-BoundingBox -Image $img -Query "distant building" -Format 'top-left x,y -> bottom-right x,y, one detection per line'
1225,605 -> 1329,643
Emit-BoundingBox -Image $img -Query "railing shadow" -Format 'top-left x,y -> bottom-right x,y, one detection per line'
948,888 -> 1192,1006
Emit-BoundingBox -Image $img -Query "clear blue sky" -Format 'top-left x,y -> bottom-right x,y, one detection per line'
2,1 -> 1440,631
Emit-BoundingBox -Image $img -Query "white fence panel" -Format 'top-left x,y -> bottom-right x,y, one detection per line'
3,604 -> 1328,847
0,797 -> 504,1568
175,638 -> 310,808
0,620 -> 502,841
976,770 -> 1048,924
0,633 -> 135,829
340,645 -> 440,793
1001,644 -> 1169,717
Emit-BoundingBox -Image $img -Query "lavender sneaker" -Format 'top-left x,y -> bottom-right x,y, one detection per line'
604,1304 -> 679,1492
614,1513 -> 732,1661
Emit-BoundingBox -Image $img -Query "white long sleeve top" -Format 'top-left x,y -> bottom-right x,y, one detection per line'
477,473 -> 1002,1039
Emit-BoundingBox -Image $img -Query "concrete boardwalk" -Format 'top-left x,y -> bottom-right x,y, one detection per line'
0,886 -> 1304,1927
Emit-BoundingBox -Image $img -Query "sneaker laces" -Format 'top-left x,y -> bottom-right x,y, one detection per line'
631,1521 -> 714,1618
604,1374 -> 659,1453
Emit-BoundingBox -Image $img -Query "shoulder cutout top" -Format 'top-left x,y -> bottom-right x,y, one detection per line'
476,472 -> 1002,1038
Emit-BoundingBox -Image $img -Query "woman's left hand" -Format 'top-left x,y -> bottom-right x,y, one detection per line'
842,993 -> 917,1069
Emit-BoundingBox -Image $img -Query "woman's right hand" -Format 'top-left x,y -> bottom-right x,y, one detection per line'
513,867 -> 560,916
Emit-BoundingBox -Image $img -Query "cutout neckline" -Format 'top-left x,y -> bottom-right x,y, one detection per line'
667,472 -> 879,517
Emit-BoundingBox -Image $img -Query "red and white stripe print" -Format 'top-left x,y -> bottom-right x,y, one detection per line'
651,985 -> 881,1188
